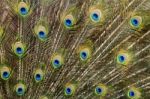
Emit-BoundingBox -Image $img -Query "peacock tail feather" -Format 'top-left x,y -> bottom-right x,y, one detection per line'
0,0 -> 150,99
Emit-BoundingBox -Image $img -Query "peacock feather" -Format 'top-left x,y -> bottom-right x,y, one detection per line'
0,0 -> 150,99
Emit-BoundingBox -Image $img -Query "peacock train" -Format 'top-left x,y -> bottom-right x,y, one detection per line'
0,0 -> 150,99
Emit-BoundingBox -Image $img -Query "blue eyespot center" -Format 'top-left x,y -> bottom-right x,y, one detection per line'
129,91 -> 135,97
96,87 -> 102,94
65,19 -> 72,27
35,74 -> 41,81
66,87 -> 71,94
91,12 -> 100,22
131,18 -> 139,26
54,59 -> 60,66
3,71 -> 9,78
38,31 -> 46,38
80,51 -> 87,60
16,47 -> 23,54
92,13 -> 99,20
119,55 -> 125,62
20,7 -> 28,15
17,87 -> 23,93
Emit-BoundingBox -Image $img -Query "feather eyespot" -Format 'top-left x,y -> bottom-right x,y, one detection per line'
117,52 -> 130,65
95,87 -> 103,95
34,25 -> 48,41
79,47 -> 91,61
65,87 -> 72,95
90,9 -> 101,23
14,83 -> 26,96
128,90 -> 135,97
64,83 -> 76,96
80,50 -> 89,61
20,7 -> 28,15
116,50 -> 132,66
94,84 -> 107,96
38,31 -> 46,38
127,87 -> 141,99
12,42 -> 26,58
37,26 -> 47,40
63,14 -> 75,28
51,54 -> 64,69
18,2 -> 29,16
16,47 -> 23,54
0,66 -> 11,80
34,69 -> 44,82
129,16 -> 142,28
118,54 -> 126,63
